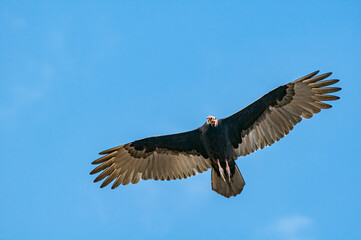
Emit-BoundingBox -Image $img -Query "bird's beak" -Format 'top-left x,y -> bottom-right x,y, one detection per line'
212,120 -> 218,127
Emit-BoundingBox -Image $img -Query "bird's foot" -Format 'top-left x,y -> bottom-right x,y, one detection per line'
217,159 -> 226,182
225,160 -> 231,181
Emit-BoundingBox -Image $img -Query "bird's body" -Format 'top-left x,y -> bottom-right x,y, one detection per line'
90,71 -> 341,198
202,120 -> 231,161
200,121 -> 244,196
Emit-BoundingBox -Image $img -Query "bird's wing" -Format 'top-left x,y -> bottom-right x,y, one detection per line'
90,129 -> 211,189
222,71 -> 341,158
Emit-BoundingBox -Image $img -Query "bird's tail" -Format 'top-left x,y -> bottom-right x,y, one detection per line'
211,164 -> 245,198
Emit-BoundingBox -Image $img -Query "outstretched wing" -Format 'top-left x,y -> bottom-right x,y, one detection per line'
222,71 -> 341,159
90,129 -> 211,189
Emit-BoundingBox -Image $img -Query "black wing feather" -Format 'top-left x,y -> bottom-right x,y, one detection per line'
222,71 -> 341,158
91,128 -> 211,188
224,85 -> 289,148
130,129 -> 208,158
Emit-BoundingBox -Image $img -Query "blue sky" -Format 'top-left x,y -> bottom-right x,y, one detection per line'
1,1 -> 360,239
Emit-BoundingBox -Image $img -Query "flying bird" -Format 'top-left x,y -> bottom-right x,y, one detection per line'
90,71 -> 341,198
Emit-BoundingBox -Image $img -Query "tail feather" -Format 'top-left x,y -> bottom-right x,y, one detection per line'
211,164 -> 245,198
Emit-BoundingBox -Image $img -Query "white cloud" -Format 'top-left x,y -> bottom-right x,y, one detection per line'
0,84 -> 45,119
267,215 -> 313,240
0,63 -> 53,119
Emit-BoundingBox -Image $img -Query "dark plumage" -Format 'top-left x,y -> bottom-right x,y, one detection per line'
90,71 -> 341,197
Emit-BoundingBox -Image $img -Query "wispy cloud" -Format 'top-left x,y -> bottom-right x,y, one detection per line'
0,64 -> 53,120
0,85 -> 42,119
267,215 -> 313,240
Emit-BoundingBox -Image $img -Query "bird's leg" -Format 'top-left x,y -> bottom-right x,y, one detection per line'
217,159 -> 226,182
225,160 -> 231,181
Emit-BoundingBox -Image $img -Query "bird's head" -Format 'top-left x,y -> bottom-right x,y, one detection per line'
206,115 -> 218,127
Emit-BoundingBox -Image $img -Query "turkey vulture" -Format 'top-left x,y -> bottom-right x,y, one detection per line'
90,71 -> 341,198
